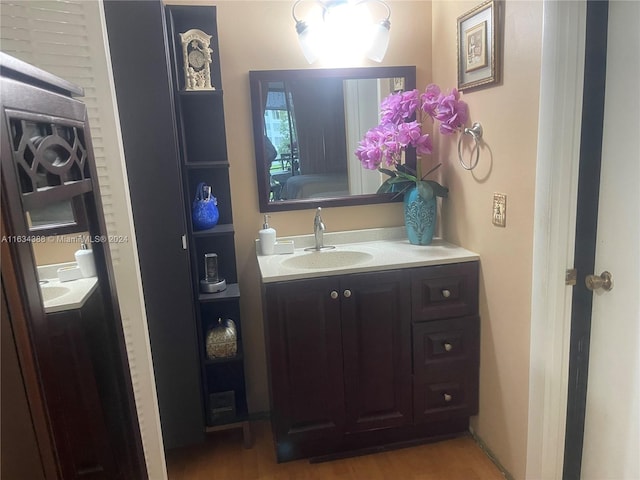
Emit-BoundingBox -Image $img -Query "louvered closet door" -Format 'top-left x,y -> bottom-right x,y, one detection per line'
0,2 -> 167,477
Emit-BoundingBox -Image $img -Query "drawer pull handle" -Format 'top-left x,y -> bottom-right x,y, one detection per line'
330,291 -> 338,299
443,342 -> 453,352
343,289 -> 352,298
442,289 -> 451,298
443,393 -> 453,402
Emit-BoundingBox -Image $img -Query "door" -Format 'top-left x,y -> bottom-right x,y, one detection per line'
564,1 -> 640,478
341,270 -> 412,433
580,1 -> 639,477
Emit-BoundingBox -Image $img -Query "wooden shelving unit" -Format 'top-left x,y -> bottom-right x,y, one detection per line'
165,4 -> 251,447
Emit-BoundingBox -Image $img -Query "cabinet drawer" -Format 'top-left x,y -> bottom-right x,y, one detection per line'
413,317 -> 479,376
414,369 -> 478,423
411,262 -> 478,322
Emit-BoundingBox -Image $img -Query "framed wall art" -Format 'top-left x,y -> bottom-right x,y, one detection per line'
457,0 -> 501,91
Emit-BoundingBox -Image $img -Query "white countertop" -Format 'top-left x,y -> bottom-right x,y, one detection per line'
37,262 -> 99,314
256,226 -> 479,283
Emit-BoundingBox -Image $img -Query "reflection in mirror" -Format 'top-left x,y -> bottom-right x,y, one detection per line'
32,232 -> 97,313
250,66 -> 416,212
26,197 -> 86,232
28,199 -> 74,227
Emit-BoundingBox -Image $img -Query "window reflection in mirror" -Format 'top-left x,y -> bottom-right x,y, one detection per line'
250,66 -> 416,212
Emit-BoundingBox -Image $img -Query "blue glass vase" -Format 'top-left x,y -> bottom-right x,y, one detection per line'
403,185 -> 436,245
192,183 -> 219,231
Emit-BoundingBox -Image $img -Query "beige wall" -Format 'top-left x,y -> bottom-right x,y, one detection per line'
32,234 -> 88,266
431,2 -> 542,478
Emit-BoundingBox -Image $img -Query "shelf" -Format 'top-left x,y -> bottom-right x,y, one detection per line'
199,283 -> 240,303
178,89 -> 223,97
205,414 -> 250,431
185,161 -> 229,169
192,223 -> 235,237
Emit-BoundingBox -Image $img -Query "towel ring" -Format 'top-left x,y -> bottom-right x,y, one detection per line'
457,122 -> 483,171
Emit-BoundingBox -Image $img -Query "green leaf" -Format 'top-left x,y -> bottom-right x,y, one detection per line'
394,171 -> 418,182
388,176 -> 411,184
377,182 -> 394,194
416,180 -> 434,201
377,178 -> 413,196
396,164 -> 417,176
378,168 -> 397,177
426,180 -> 449,198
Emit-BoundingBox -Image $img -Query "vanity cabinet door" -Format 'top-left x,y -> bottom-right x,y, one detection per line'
340,270 -> 413,433
264,277 -> 345,457
40,306 -> 118,479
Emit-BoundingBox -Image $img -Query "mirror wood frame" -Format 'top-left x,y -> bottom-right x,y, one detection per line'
249,66 -> 417,213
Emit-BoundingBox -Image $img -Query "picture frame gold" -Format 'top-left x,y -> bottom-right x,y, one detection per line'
457,0 -> 501,91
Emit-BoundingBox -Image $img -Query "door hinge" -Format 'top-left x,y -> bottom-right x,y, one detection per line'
181,234 -> 188,250
565,268 -> 577,286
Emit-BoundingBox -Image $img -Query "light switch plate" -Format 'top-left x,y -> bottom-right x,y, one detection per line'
492,193 -> 507,227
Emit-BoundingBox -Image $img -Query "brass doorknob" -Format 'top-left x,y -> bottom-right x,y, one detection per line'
585,271 -> 613,291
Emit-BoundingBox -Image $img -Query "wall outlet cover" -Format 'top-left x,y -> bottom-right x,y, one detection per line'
493,193 -> 507,227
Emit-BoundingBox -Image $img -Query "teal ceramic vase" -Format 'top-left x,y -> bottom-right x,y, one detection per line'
403,185 -> 437,245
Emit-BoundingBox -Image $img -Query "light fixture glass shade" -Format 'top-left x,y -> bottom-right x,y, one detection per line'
366,19 -> 390,62
293,0 -> 391,64
296,21 -> 319,64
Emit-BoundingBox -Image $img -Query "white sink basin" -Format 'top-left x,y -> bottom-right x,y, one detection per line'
36,263 -> 99,313
282,250 -> 374,270
41,285 -> 71,302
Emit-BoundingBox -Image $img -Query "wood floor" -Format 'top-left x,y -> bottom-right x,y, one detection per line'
166,421 -> 505,480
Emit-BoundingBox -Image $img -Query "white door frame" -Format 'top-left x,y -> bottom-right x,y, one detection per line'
526,1 -> 587,479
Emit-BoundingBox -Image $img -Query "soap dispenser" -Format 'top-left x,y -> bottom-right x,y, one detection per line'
75,243 -> 97,278
259,214 -> 276,255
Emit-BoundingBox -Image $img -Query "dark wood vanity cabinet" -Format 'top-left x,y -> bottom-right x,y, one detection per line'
263,261 -> 479,462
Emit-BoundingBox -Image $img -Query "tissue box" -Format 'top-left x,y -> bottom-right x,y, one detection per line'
57,266 -> 83,282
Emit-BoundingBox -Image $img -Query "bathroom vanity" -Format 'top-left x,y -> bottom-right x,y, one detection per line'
257,228 -> 480,461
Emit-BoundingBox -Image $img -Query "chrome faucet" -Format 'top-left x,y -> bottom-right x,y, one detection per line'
305,207 -> 335,251
313,207 -> 325,250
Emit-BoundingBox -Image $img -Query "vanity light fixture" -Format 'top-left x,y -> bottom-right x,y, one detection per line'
292,0 -> 391,64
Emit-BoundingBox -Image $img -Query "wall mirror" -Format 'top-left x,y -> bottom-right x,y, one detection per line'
250,66 -> 416,212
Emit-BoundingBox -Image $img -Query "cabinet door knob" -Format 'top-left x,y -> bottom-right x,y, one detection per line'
343,289 -> 352,298
443,393 -> 453,402
443,342 -> 453,352
442,289 -> 451,298
330,290 -> 338,299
